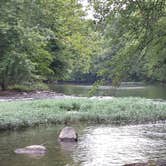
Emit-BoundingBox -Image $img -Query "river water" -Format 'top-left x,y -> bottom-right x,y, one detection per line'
50,83 -> 166,100
0,123 -> 166,166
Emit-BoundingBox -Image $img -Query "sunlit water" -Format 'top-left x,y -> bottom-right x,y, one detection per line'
50,83 -> 166,100
0,123 -> 166,166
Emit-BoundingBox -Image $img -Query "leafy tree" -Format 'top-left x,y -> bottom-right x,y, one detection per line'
0,1 -> 53,90
0,0 -> 99,89
90,0 -> 166,84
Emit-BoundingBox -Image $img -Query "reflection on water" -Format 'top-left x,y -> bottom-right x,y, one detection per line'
50,83 -> 166,100
21,153 -> 46,159
0,123 -> 166,166
74,124 -> 166,166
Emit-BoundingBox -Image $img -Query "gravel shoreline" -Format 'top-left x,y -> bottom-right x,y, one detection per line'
0,90 -> 113,101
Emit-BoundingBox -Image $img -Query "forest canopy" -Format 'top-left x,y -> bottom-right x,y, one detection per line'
0,0 -> 165,90
0,0 -> 101,90
90,0 -> 166,84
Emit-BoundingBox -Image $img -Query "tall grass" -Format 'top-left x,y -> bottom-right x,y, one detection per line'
0,97 -> 166,130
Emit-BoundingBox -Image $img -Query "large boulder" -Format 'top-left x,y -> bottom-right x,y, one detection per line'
14,145 -> 47,154
59,126 -> 78,142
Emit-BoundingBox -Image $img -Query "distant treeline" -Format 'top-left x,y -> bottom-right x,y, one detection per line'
0,0 -> 165,90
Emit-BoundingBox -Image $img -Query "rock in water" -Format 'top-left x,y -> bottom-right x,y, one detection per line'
14,145 -> 47,154
59,127 -> 78,142
124,164 -> 148,166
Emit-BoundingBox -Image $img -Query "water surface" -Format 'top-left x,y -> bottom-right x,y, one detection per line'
0,123 -> 166,166
50,83 -> 166,100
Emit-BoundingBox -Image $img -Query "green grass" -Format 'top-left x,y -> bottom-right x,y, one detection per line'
0,97 -> 166,130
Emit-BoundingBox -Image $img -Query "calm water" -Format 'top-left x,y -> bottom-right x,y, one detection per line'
50,83 -> 166,100
0,123 -> 166,166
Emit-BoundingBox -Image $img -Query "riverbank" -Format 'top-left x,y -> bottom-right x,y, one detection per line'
0,97 -> 166,130
0,90 -> 114,102
0,90 -> 66,101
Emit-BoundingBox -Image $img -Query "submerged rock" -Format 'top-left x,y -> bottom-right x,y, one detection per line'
59,127 -> 78,142
124,164 -> 149,166
14,145 -> 47,154
156,160 -> 166,166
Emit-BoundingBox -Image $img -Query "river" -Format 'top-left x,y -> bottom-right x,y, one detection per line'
0,83 -> 166,166
49,83 -> 166,100
0,123 -> 166,166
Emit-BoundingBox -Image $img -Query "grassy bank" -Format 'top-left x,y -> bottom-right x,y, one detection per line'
0,97 -> 166,130
9,83 -> 49,92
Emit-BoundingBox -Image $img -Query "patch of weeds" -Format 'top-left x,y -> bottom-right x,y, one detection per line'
59,102 -> 81,111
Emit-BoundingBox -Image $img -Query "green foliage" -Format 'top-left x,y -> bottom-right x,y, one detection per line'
1,0 -> 165,88
0,97 -> 165,130
9,83 -> 49,92
0,0 -> 54,89
88,79 -> 104,96
90,0 -> 166,84
0,0 -> 99,89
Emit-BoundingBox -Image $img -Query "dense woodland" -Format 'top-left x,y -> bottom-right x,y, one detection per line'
0,0 -> 166,90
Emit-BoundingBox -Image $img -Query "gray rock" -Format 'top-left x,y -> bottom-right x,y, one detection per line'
14,145 -> 47,154
123,164 -> 149,166
156,160 -> 166,166
59,127 -> 78,142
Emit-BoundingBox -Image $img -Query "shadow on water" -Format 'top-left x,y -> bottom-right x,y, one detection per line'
0,123 -> 166,166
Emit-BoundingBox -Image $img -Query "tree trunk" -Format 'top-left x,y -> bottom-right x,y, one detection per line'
1,81 -> 8,91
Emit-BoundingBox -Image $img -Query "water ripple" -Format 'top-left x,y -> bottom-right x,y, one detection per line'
73,124 -> 166,166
